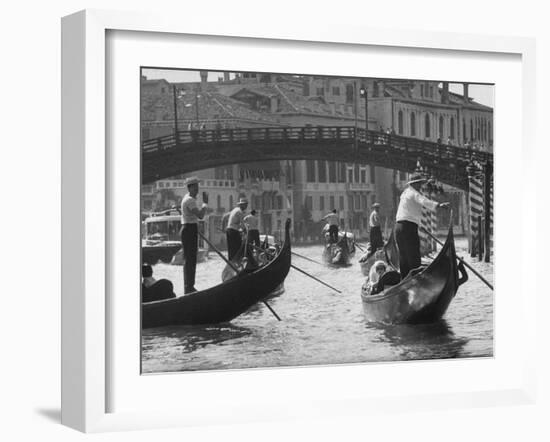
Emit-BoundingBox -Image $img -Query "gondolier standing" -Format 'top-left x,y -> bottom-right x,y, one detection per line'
322,209 -> 339,243
369,203 -> 384,252
244,209 -> 260,248
180,177 -> 208,294
226,198 -> 248,260
395,174 -> 449,280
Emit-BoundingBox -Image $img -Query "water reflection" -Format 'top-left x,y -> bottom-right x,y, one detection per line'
143,323 -> 253,354
369,320 -> 470,360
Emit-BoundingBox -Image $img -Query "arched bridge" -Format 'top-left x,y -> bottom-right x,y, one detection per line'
142,126 -> 493,190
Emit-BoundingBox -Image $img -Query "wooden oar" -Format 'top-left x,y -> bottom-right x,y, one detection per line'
197,231 -> 281,321
419,227 -> 494,291
290,264 -> 342,294
291,251 -> 324,266
354,242 -> 366,252
249,244 -> 342,294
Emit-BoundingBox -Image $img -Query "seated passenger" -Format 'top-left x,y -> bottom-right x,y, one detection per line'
141,264 -> 176,303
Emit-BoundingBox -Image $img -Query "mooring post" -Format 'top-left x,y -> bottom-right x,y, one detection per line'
477,215 -> 483,261
484,162 -> 492,263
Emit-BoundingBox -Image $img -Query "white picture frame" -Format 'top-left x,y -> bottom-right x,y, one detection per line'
61,9 -> 537,433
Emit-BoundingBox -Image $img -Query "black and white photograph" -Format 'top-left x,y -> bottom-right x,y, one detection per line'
140,69 -> 494,373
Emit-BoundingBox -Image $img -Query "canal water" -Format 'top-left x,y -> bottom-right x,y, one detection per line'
141,238 -> 493,373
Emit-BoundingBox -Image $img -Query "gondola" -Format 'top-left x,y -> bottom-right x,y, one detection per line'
142,219 -> 292,328
358,229 -> 399,276
361,223 -> 468,324
221,232 -> 285,298
322,231 -> 355,267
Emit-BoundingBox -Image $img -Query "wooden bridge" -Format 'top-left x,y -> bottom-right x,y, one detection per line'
142,126 -> 493,190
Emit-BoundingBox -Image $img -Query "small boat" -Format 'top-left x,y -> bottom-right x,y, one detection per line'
142,219 -> 292,328
360,223 -> 468,324
322,231 -> 355,267
142,209 -> 209,264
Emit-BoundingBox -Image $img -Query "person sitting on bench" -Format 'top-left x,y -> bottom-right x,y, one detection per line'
141,264 -> 176,303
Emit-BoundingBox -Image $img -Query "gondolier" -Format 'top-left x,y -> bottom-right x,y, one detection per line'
226,198 -> 248,260
395,174 -> 449,280
180,176 -> 208,294
369,203 -> 384,253
244,209 -> 260,248
322,209 -> 339,243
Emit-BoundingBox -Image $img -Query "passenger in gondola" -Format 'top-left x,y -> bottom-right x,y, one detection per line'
322,209 -> 339,243
395,174 -> 449,280
180,176 -> 208,294
226,198 -> 248,260
244,209 -> 260,248
368,202 -> 384,257
141,264 -> 176,303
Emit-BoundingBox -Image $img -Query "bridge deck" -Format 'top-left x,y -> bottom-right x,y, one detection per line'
141,126 -> 493,188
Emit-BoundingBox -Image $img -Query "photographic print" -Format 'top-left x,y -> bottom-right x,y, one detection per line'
140,68 -> 494,373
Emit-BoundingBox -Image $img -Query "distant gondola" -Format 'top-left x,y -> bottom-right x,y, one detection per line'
322,231 -> 355,267
361,223 -> 468,324
142,219 -> 292,328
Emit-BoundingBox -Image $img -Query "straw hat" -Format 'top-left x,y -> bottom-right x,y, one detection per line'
184,176 -> 200,186
372,202 -> 381,208
237,198 -> 248,205
407,174 -> 427,185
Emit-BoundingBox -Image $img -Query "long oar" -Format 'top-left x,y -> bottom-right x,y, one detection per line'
419,227 -> 493,291
291,251 -> 324,266
290,264 -> 342,293
354,242 -> 366,252
198,231 -> 281,320
249,244 -> 342,294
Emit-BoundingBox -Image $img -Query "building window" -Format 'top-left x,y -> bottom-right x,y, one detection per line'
303,83 -> 310,96
398,110 -> 404,135
354,164 -> 360,183
439,116 -> 444,139
338,162 -> 346,183
373,81 -> 379,98
318,161 -> 327,183
161,87 -> 166,93
328,162 -> 337,183
450,117 -> 455,139
316,87 -> 324,97
332,86 -> 340,96
347,168 -> 353,183
217,195 -> 221,209
425,114 -> 431,138
410,112 -> 416,136
463,119 -> 467,143
319,196 -> 325,211
421,85 -> 424,96
277,195 -> 283,210
348,195 -> 354,211
488,122 -> 492,143
361,194 -> 367,210
306,160 -> 316,182
370,166 -> 376,184
305,196 -> 313,210
360,169 -> 366,183
354,194 -> 360,211
339,196 -> 344,210
345,84 -> 354,104
470,119 -> 474,141
229,195 -> 234,208
330,196 -> 335,210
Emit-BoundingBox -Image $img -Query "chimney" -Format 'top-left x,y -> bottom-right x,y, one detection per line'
223,72 -> 230,82
200,71 -> 208,90
463,83 -> 469,102
441,82 -> 449,104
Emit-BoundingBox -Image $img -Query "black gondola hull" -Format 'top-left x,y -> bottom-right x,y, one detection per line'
142,220 -> 291,328
361,225 -> 465,325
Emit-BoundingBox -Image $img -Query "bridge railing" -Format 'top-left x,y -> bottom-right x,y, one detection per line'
142,126 -> 492,165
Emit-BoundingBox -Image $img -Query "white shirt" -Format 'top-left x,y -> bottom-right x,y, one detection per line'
227,207 -> 245,231
396,187 -> 438,225
181,194 -> 199,224
323,213 -> 339,226
369,210 -> 380,228
244,214 -> 259,230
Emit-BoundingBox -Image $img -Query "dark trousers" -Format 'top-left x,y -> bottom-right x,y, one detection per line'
394,220 -> 421,280
328,225 -> 339,243
181,223 -> 198,293
369,225 -> 384,251
248,229 -> 260,248
226,228 -> 242,261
